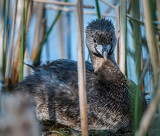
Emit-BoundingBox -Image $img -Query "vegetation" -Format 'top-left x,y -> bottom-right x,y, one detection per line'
0,0 -> 160,136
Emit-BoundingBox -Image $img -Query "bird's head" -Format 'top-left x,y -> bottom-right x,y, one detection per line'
85,18 -> 117,60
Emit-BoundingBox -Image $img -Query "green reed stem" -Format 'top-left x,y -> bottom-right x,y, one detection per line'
95,0 -> 101,19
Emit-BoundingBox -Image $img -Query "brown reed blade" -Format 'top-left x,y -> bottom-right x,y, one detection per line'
75,0 -> 88,135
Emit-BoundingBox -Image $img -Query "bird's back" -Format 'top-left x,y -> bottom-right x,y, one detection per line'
15,59 -> 131,132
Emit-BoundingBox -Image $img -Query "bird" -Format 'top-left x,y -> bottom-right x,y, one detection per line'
14,18 -> 145,134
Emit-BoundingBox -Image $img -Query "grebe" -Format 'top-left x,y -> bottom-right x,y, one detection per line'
15,19 -> 145,133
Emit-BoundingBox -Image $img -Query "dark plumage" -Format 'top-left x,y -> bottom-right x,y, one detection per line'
14,19 -> 145,133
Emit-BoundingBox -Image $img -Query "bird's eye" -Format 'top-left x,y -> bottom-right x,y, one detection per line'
110,37 -> 112,41
93,38 -> 96,43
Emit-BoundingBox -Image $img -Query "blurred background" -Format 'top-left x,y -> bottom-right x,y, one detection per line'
0,0 -> 160,135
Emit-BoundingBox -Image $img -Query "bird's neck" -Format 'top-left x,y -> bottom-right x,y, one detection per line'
89,52 -> 127,88
89,51 -> 119,72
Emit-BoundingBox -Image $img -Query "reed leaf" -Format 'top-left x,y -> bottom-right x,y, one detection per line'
131,3 -> 142,82
131,0 -> 142,130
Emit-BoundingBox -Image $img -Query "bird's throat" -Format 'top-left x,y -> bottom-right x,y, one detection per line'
89,51 -> 106,72
89,51 -> 119,73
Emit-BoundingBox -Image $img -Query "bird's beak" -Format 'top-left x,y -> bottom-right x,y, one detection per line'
95,44 -> 111,60
102,44 -> 111,60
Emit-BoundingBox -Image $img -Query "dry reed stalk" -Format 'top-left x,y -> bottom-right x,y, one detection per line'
58,14 -> 65,59
57,0 -> 65,59
127,14 -> 144,25
25,0 -> 32,36
33,0 -> 94,9
36,17 -> 46,64
105,0 -> 119,13
115,6 -> 120,65
140,53 -> 145,91
45,5 -> 115,18
19,0 -> 32,81
11,37 -> 21,84
139,58 -> 150,88
155,35 -> 160,59
11,0 -> 23,84
4,0 -> 18,85
11,0 -> 32,83
16,0 -> 24,28
0,68 -> 5,82
142,0 -> 159,85
75,0 -> 88,135
99,0 -> 116,9
136,75 -> 160,136
24,48 -> 30,76
119,0 -> 127,75
127,14 -> 160,34
0,0 -> 4,63
31,3 -> 44,61
23,0 -> 32,75
156,0 -> 160,58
